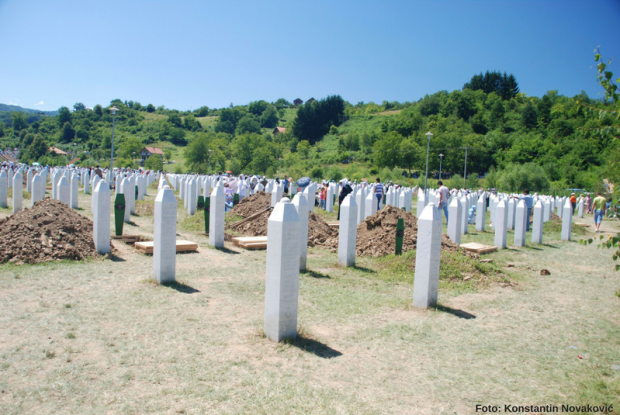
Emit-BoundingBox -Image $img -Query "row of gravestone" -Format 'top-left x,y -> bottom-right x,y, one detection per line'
417,189 -> 577,248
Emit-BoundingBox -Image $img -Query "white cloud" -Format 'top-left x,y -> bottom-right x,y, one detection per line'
8,99 -> 20,106
34,101 -> 44,106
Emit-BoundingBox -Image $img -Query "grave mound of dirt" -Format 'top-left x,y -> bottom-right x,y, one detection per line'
0,198 -> 103,264
228,201 -> 339,243
231,191 -> 272,218
317,206 -> 468,258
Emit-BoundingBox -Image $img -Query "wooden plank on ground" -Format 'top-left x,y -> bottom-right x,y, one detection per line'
232,236 -> 268,244
327,222 -> 339,228
238,242 -> 268,250
135,240 -> 198,254
460,242 -> 498,254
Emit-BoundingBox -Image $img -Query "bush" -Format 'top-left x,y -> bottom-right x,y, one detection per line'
327,166 -> 343,182
310,167 -> 324,181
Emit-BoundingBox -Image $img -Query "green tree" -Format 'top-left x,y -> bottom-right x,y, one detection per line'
93,104 -> 103,117
58,106 -> 71,128
145,154 -> 164,171
73,102 -> 86,112
235,115 -> 261,135
521,102 -> 538,129
373,131 -> 403,170
490,100 -> 505,128
249,146 -> 275,174
537,94 -> 552,126
120,137 -> 144,159
248,100 -> 269,115
297,140 -> 311,159
399,139 -> 420,173
292,95 -> 345,144
61,122 -> 75,143
260,105 -> 279,128
10,112 -> 28,131
146,104 -> 156,113
163,148 -> 172,161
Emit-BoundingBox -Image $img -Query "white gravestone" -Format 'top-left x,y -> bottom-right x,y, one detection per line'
507,198 -> 516,230
476,193 -> 486,232
120,178 -> 131,223
447,197 -> 462,244
84,170 -> 90,194
532,200 -> 543,244
356,188 -> 365,225
0,170 -> 7,208
514,199 -> 527,247
154,186 -> 177,283
292,192 -> 309,271
416,193 -> 426,219
326,185 -> 334,213
209,184 -> 226,248
543,198 -> 551,222
12,171 -> 23,213
264,198 -> 301,342
413,203 -> 442,309
494,199 -> 508,249
27,169 -> 32,193
578,198 -> 584,218
93,181 -> 111,254
561,199 -> 572,241
57,176 -> 70,207
7,168 -> 13,189
187,178 -> 197,216
128,176 -> 136,215
71,173 -> 79,209
365,189 -> 376,219
460,196 -> 468,235
31,174 -> 44,206
307,184 -> 315,213
338,194 -> 358,267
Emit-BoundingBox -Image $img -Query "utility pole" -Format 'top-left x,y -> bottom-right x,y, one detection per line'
439,154 -> 444,180
462,146 -> 471,189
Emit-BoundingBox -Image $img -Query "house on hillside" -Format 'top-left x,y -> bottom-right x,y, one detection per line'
293,98 -> 303,106
49,147 -> 68,156
306,98 -> 316,104
272,127 -> 287,135
140,147 -> 164,164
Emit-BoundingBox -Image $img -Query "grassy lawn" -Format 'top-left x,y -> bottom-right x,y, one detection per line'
0,187 -> 618,413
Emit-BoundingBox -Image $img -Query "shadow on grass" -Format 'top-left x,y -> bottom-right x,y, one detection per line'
351,265 -> 376,274
434,305 -> 476,320
542,243 -> 560,249
108,253 -> 126,262
302,269 -> 331,279
213,246 -> 240,255
162,281 -> 200,294
286,334 -> 343,359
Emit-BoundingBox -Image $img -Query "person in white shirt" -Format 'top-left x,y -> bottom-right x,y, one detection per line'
437,180 -> 449,224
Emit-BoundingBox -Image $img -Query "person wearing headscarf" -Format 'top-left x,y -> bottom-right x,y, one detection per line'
238,174 -> 248,200
337,178 -> 353,220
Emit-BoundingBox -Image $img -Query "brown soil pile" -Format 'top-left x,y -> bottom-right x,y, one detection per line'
135,200 -> 155,216
0,198 -> 103,264
231,191 -> 272,218
229,204 -> 339,243
318,206 -> 467,258
529,211 -> 560,222
307,212 -> 338,247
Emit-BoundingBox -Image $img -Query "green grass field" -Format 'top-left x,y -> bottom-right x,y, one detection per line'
1,178 -> 618,414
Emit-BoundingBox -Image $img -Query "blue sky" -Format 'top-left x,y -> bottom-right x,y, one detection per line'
1,0 -> 619,111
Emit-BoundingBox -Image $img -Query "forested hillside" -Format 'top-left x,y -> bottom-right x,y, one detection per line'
2,66 -> 618,194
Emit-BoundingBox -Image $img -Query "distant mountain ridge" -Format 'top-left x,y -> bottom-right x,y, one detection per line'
0,104 -> 58,116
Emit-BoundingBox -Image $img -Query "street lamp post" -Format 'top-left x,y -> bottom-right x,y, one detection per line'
109,106 -> 118,179
424,131 -> 433,191
208,149 -> 212,175
439,153 -> 444,180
